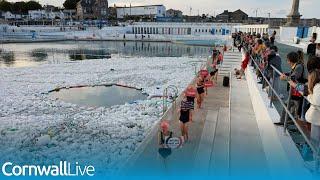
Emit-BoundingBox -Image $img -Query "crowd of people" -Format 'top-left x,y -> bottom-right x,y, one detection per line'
233,31 -> 320,147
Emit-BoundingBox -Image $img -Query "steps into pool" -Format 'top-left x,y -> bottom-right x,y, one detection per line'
219,52 -> 242,76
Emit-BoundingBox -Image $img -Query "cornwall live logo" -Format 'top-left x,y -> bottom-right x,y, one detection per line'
1,161 -> 95,177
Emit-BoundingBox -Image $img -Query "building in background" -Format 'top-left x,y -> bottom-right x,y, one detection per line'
76,0 -> 109,20
216,9 -> 248,23
93,0 -> 109,19
43,5 -> 57,12
63,9 -> 77,20
28,10 -> 64,20
76,0 -> 95,20
116,5 -> 166,19
166,9 -> 183,18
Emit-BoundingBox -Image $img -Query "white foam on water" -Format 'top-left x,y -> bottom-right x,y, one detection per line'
0,56 -> 200,173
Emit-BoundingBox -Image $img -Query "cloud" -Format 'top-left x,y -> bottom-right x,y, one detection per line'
6,0 -> 320,18
275,9 -> 288,16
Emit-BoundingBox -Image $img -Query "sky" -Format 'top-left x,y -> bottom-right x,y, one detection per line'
6,0 -> 320,18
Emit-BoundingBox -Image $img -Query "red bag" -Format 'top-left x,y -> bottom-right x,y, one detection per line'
291,87 -> 302,97
204,81 -> 215,88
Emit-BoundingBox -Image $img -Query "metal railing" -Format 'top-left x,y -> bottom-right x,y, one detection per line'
162,85 -> 179,115
245,47 -> 320,173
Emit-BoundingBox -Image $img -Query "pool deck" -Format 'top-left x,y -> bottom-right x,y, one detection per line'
121,51 -> 314,178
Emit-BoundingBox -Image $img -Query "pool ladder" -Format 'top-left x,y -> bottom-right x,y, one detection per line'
162,85 -> 179,116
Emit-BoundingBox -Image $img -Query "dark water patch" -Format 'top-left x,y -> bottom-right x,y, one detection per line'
69,49 -> 111,61
50,85 -> 148,108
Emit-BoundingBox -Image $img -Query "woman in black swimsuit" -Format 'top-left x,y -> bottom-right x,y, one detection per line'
179,94 -> 193,141
196,76 -> 205,108
186,85 -> 196,121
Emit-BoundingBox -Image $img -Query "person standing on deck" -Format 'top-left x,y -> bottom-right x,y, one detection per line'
305,69 -> 320,147
186,86 -> 196,122
287,56 -> 320,130
316,43 -> 320,57
270,31 -> 277,47
235,51 -> 250,80
158,121 -> 173,148
196,76 -> 205,109
158,121 -> 173,158
276,52 -> 307,125
297,50 -> 305,65
307,34 -> 317,57
179,94 -> 193,142
266,48 -> 283,99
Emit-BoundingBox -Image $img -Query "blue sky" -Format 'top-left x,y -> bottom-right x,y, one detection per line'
7,0 -> 320,18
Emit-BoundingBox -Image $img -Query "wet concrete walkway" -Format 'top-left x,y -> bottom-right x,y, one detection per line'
121,51 -> 301,178
124,74 -> 229,176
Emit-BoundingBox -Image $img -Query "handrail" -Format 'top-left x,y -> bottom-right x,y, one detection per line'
244,47 -> 320,166
162,85 -> 179,115
270,64 -> 282,76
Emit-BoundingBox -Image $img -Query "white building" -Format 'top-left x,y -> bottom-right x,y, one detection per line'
234,24 -> 270,34
3,11 -> 21,20
130,22 -> 239,36
28,10 -> 64,20
28,10 -> 46,20
116,5 -> 166,19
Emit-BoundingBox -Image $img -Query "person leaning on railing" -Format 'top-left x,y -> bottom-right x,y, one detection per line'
287,56 -> 320,130
305,69 -> 320,146
266,47 -> 283,99
276,52 -> 307,126
290,67 -> 320,146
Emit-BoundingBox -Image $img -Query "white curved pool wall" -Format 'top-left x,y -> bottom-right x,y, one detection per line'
0,22 -> 239,43
233,24 -> 280,42
67,22 -> 239,42
234,24 -> 270,34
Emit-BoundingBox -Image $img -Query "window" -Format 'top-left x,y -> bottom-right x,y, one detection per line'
195,29 -> 197,32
